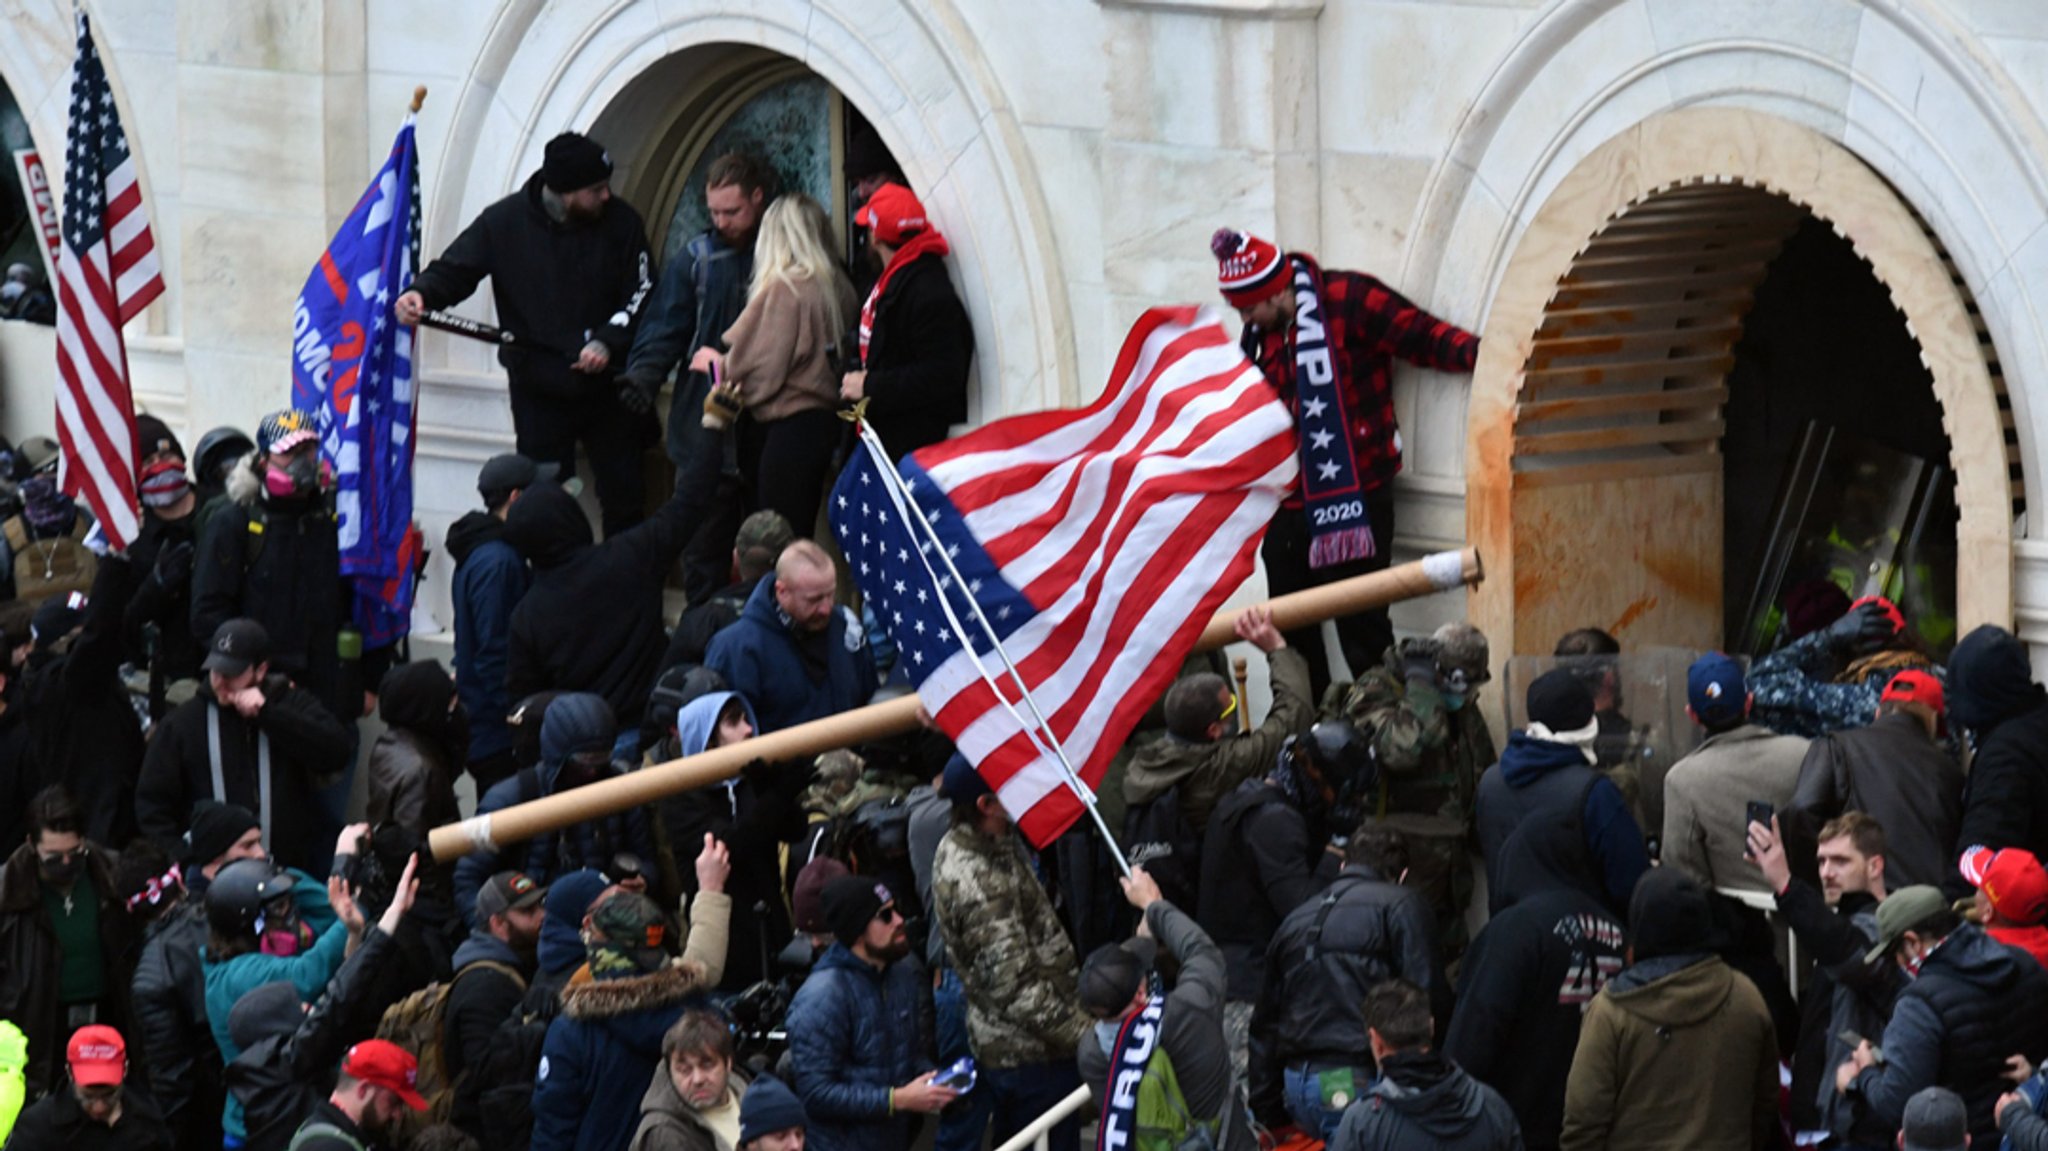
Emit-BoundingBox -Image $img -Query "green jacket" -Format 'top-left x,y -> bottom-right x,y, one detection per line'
931,823 -> 1091,1069
1123,647 -> 1315,833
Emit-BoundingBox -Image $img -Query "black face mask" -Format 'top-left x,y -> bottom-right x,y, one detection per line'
40,853 -> 82,887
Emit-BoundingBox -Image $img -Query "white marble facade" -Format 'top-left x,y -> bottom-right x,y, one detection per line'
3,0 -> 2048,672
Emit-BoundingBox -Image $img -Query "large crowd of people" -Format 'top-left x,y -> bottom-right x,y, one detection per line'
0,123 -> 2040,1151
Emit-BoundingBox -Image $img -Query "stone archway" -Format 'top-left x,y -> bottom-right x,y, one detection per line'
417,0 -> 1075,418
1466,107 -> 2017,667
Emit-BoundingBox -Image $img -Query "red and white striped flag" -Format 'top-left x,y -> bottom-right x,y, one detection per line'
829,306 -> 1299,845
55,12 -> 162,548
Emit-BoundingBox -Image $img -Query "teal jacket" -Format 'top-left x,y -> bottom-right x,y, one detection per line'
202,871 -> 344,1138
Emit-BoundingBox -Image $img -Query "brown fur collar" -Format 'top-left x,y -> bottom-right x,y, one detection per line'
559,960 -> 709,1021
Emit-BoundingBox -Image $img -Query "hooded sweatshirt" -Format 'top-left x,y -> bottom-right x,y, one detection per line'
1330,1050 -> 1521,1151
451,692 -> 650,929
1946,625 -> 2048,899
661,692 -> 793,991
448,509 -> 530,764
368,661 -> 464,845
1560,954 -> 1778,1151
505,481 -> 701,725
1475,732 -> 1646,916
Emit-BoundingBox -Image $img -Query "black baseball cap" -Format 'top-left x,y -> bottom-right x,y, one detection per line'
475,870 -> 547,923
478,454 -> 559,503
203,619 -> 271,676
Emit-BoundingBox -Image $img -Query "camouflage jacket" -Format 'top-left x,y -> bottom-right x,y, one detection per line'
931,823 -> 1091,1069
1750,631 -> 1941,739
1324,648 -> 1498,829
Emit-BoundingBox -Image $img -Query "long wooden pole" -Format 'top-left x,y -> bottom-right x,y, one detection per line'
427,547 -> 1483,862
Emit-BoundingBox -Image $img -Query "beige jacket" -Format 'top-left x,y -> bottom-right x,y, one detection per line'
720,276 -> 856,421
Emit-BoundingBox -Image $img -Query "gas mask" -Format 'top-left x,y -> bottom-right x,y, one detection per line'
263,454 -> 328,501
256,897 -> 315,957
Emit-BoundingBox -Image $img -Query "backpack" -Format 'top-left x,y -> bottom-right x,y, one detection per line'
471,979 -> 563,1151
374,960 -> 522,1134
1132,1034 -> 1230,1151
1123,788 -> 1203,911
3,515 -> 93,609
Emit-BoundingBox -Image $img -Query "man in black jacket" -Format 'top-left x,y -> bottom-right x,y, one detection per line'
284,1039 -> 429,1151
504,453 -> 713,753
23,554 -> 143,847
445,871 -> 544,1137
1784,669 -> 1962,891
1749,810 -> 1899,1149
1942,624 -> 2048,900
134,619 -> 353,874
4,1025 -> 173,1151
1328,980 -> 1520,1151
838,182 -> 974,459
1248,828 -> 1436,1140
123,415 -> 204,706
0,787 -> 134,1100
447,453 -> 550,793
130,803 -> 269,1151
1197,721 -> 1367,1080
191,408 -> 394,728
396,132 -> 655,535
1836,886 -> 2048,1145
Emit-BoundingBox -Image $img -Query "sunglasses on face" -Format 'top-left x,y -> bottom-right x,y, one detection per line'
874,904 -> 904,925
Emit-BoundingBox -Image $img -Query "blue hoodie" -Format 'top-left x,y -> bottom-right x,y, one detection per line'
705,579 -> 876,733
1478,731 -> 1647,913
676,691 -> 760,758
537,869 -> 610,979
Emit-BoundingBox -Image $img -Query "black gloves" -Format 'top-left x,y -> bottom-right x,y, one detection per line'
1822,600 -> 1898,656
617,372 -> 659,416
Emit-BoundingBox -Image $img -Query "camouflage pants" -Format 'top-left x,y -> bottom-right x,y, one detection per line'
1224,1000 -> 1254,1085
1361,812 -> 1473,960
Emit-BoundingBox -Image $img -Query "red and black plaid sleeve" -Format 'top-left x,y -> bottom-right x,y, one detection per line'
1328,272 -> 1480,372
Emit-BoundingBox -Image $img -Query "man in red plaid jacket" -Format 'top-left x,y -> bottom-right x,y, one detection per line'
1212,228 -> 1480,697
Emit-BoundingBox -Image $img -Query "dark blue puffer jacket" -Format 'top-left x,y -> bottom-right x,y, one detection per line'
531,962 -> 715,1151
784,943 -> 935,1151
705,579 -> 876,734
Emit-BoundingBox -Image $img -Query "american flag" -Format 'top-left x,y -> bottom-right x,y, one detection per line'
55,12 -> 162,549
829,307 -> 1299,846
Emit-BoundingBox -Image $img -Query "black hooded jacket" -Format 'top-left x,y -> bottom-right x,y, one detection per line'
24,554 -> 144,846
224,927 -> 398,1151
1197,778 -> 1340,1001
505,475 -> 704,725
1329,1050 -> 1522,1151
1444,888 -> 1621,1150
130,897 -> 222,1151
1946,625 -> 2048,899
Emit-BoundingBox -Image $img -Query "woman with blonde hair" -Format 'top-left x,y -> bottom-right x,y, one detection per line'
700,193 -> 856,537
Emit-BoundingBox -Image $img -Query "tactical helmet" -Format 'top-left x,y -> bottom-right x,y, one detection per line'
1294,719 -> 1373,792
205,858 -> 295,938
192,427 -> 255,487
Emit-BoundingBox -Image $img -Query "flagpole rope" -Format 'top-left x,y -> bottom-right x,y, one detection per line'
853,421 -> 1134,877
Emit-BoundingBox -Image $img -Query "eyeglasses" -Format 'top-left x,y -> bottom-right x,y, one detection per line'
1438,665 -> 1491,693
38,846 -> 86,865
874,905 -> 904,925
1218,695 -> 1238,723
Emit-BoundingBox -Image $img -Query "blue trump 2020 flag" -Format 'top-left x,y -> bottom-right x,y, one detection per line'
291,115 -> 423,647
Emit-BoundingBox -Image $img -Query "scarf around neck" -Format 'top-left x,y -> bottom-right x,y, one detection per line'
858,229 -> 950,360
1281,255 -> 1374,568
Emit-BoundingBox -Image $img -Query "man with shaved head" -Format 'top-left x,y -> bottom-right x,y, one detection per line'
707,540 -> 875,733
